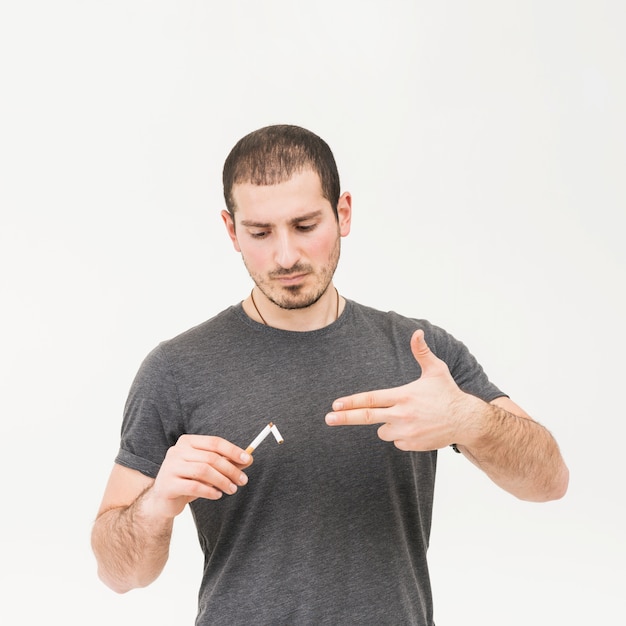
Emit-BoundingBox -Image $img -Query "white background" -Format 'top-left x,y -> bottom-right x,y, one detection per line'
1,1 -> 624,624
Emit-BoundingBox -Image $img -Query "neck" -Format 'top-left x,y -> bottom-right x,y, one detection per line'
245,285 -> 342,331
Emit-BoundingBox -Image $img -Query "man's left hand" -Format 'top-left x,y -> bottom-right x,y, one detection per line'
325,329 -> 476,451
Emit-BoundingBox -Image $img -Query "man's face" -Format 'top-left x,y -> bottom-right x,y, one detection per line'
222,169 -> 351,310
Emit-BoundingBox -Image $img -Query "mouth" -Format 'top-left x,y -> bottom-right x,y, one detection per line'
275,273 -> 308,286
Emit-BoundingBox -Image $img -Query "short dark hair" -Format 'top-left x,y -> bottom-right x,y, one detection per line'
222,124 -> 341,217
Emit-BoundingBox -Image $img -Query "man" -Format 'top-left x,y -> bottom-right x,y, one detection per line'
92,124 -> 568,625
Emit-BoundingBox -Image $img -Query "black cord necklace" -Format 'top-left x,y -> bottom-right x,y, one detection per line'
250,287 -> 340,326
250,288 -> 268,325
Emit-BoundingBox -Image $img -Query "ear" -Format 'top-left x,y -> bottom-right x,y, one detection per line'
221,210 -> 241,252
337,192 -> 352,237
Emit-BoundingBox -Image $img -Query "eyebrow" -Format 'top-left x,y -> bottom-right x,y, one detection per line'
239,210 -> 323,229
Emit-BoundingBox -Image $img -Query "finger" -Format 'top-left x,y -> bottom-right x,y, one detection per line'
170,438 -> 251,490
180,434 -> 252,465
169,472 -> 231,501
410,329 -> 440,374
329,388 -> 397,413
196,452 -> 250,488
326,386 -> 403,427
325,406 -> 389,426
184,458 -> 247,495
377,424 -> 412,451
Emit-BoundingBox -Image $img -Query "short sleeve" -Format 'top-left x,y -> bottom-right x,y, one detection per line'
426,323 -> 507,403
115,344 -> 185,478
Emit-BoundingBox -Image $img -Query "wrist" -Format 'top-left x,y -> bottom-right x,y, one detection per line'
135,485 -> 178,529
452,392 -> 490,451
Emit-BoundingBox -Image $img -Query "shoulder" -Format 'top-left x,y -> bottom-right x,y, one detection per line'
130,305 -> 243,380
158,305 -> 243,355
347,300 -> 470,362
348,300 -> 451,340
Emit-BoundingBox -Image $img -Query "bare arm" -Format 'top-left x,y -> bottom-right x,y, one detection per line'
325,329 -> 568,502
449,395 -> 568,501
91,466 -> 172,593
91,436 -> 252,593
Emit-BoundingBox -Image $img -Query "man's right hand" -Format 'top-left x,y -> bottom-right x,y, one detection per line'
146,435 -> 253,519
92,435 -> 252,592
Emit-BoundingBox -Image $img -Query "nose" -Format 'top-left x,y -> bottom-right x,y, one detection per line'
274,231 -> 301,269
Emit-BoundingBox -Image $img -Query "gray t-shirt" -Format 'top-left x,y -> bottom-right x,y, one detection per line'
116,300 -> 505,625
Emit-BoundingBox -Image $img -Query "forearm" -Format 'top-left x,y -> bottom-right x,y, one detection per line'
91,487 -> 174,593
457,396 -> 569,502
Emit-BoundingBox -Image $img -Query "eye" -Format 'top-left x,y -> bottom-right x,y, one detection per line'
249,231 -> 269,239
296,223 -> 317,232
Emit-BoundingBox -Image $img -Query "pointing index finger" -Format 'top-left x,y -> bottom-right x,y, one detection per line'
325,389 -> 394,426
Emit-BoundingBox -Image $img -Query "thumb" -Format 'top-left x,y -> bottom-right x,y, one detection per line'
410,329 -> 439,374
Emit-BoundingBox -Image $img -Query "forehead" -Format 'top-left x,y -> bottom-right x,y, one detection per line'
231,170 -> 330,222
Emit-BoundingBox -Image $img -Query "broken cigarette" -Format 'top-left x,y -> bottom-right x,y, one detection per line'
270,423 -> 284,444
245,422 -> 284,454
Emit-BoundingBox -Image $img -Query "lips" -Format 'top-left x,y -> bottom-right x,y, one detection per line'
275,273 -> 307,285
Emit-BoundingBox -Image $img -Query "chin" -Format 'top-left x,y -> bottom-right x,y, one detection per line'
274,286 -> 327,310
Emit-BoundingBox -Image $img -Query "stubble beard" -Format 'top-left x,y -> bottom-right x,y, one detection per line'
245,237 -> 341,311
